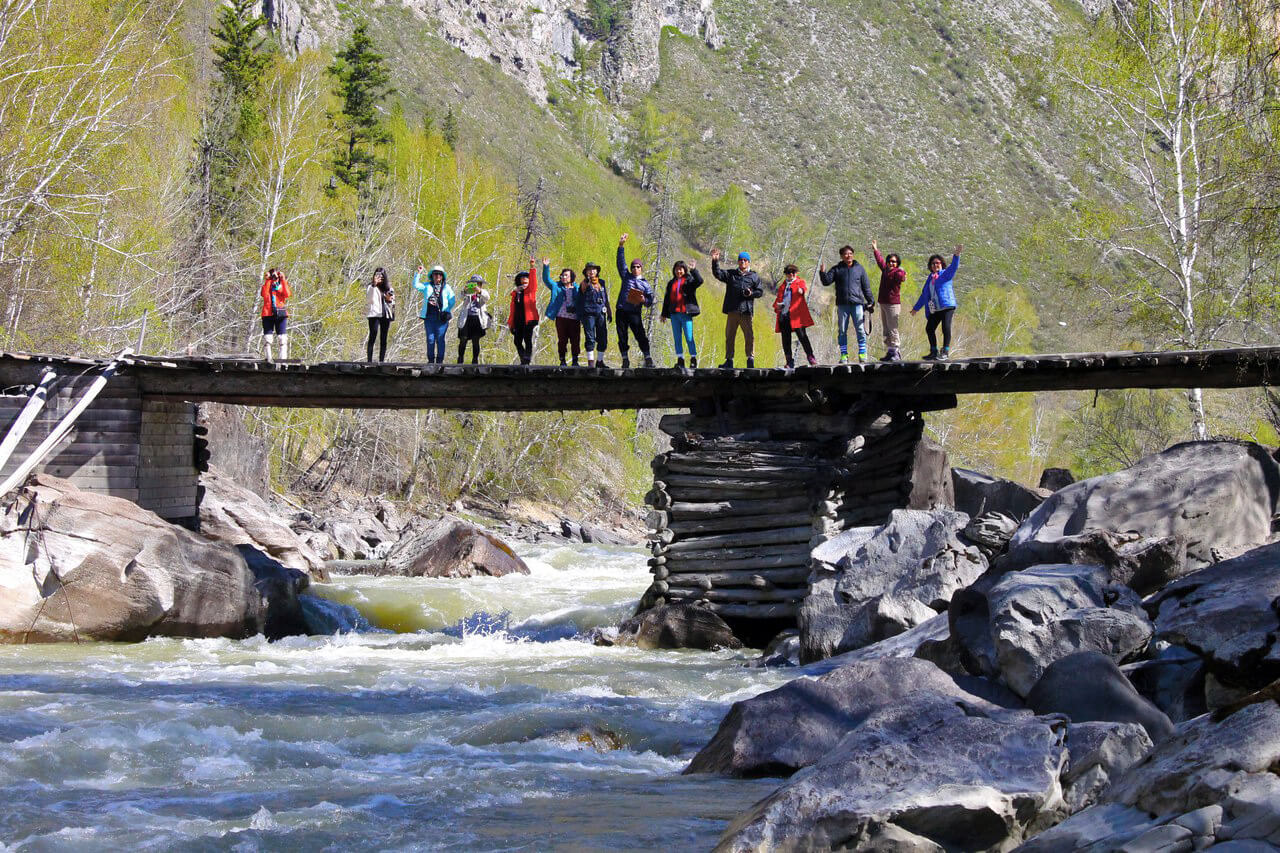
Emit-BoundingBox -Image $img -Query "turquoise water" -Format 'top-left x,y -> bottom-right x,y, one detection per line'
0,542 -> 791,850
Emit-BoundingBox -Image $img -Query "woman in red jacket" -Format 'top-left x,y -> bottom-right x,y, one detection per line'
871,238 -> 906,361
772,264 -> 816,368
259,268 -> 291,361
506,258 -> 540,365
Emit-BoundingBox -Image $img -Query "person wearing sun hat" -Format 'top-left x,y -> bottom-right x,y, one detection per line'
575,260 -> 613,368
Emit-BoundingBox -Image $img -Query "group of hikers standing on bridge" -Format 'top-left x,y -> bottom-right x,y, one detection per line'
257,236 -> 964,368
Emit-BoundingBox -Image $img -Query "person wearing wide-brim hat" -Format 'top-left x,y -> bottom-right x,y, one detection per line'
456,274 -> 490,364
574,261 -> 613,368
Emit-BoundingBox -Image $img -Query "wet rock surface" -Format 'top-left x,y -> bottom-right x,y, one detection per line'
380,516 -> 529,578
613,602 -> 741,651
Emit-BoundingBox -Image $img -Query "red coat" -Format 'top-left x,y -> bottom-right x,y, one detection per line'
260,274 -> 291,317
506,262 -> 540,328
772,278 -> 814,331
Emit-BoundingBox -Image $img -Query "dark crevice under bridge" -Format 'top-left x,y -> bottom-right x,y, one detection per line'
2,346 -> 1277,639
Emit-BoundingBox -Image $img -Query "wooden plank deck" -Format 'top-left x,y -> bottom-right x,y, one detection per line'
0,347 -> 1277,411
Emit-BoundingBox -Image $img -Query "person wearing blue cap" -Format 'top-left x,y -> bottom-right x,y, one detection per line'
710,248 -> 764,368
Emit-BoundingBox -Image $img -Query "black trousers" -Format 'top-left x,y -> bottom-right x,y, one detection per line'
457,316 -> 484,364
512,321 -> 535,364
367,317 -> 391,362
780,316 -> 815,364
616,311 -> 649,356
925,308 -> 954,351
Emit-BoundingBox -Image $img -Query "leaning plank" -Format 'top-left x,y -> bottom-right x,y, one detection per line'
0,368 -> 56,475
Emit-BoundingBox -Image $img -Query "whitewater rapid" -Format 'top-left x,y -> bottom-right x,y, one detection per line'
0,541 -> 796,850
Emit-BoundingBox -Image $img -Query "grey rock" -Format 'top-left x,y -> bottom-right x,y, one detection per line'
1171,805 -> 1222,839
381,516 -> 529,578
800,613 -> 954,676
1122,647 -> 1207,724
714,696 -> 1067,852
1206,842 -> 1280,852
997,530 -> 1191,596
1120,823 -> 1195,852
324,511 -> 394,560
905,435 -> 955,510
0,475 -> 269,642
1063,721 -> 1154,813
1040,467 -> 1077,491
1017,803 -> 1157,852
196,403 -> 268,497
1005,441 -> 1280,573
198,467 -> 327,581
987,565 -> 1154,697
559,518 -> 635,546
953,467 -> 1048,520
615,602 -> 741,651
798,509 -> 986,663
1028,652 -> 1173,742
1221,773 -> 1280,844
1148,541 -> 1280,699
964,511 -> 1020,561
746,629 -> 800,668
684,656 -> 1013,777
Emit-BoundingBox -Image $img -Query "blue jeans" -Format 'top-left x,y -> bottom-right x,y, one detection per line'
423,315 -> 449,363
669,312 -> 696,357
837,304 -> 866,355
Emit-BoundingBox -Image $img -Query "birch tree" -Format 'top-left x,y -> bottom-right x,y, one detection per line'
1059,0 -> 1265,439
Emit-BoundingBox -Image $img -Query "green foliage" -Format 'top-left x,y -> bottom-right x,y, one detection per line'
586,0 -> 623,39
328,21 -> 395,192
441,107 -> 458,150
676,184 -> 755,253
1067,390 -> 1188,477
623,98 -> 689,189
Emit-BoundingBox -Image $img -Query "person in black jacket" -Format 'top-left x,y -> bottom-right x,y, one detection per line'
819,245 -> 875,363
660,259 -> 702,368
711,249 -> 765,368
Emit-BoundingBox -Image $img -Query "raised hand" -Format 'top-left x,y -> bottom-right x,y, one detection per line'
870,239 -> 878,252
688,259 -> 697,269
620,233 -> 629,244
417,264 -> 424,273
819,263 -> 826,273
710,248 -> 721,262
542,257 -> 550,266
953,244 -> 963,255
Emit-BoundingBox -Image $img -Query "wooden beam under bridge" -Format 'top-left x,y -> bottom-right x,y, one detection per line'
0,347 -> 1277,411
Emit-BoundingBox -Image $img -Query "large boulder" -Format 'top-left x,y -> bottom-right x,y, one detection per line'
1026,651 -> 1174,742
905,435 -> 954,510
952,467 -> 1048,520
614,602 -> 742,651
381,516 -> 529,578
684,656 -> 1014,777
1060,721 -> 1153,813
799,509 -> 986,662
323,510 -> 395,560
1003,441 -> 1280,574
997,529 -> 1190,596
198,467 -> 327,581
955,563 -> 1153,697
714,697 -> 1067,852
1148,541 -> 1280,703
1122,645 -> 1208,724
0,476 -> 270,641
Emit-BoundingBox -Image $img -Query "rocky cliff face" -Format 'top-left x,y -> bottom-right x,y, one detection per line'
262,0 -> 721,102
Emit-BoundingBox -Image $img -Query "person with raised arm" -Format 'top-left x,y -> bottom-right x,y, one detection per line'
819,244 -> 874,364
259,267 -> 291,361
575,261 -> 612,369
414,264 -> 455,364
660,259 -> 702,369
543,258 -> 581,366
710,248 -> 764,369
506,258 -> 540,365
365,267 -> 394,363
456,275 -> 490,364
773,264 -> 817,369
871,239 -> 906,362
910,244 -> 963,360
615,234 -> 656,368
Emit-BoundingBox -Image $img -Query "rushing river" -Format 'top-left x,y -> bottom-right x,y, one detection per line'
0,542 -> 798,851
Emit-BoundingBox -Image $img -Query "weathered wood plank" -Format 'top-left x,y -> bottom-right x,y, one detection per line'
664,568 -> 810,587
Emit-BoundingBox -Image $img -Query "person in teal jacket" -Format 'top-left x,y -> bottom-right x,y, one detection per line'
542,260 -> 581,366
414,265 -> 456,364
910,244 -> 962,360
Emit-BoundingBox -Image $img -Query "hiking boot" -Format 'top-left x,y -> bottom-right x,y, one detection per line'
643,356 -> 655,368
621,356 -> 630,369
559,356 -> 566,366
597,360 -> 608,369
858,353 -> 868,364
838,353 -> 849,365
690,356 -> 698,368
939,347 -> 950,360
675,357 -> 685,369
923,349 -> 938,361
746,357 -> 755,368
718,359 -> 734,369
572,357 -> 580,366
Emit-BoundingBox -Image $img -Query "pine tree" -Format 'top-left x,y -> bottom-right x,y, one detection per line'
328,22 -> 395,193
441,106 -> 458,150
212,0 -> 272,144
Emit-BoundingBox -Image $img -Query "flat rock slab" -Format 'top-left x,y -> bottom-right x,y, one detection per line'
1148,541 -> 1280,696
1005,440 -> 1280,572
685,656 -> 1013,778
715,697 -> 1067,852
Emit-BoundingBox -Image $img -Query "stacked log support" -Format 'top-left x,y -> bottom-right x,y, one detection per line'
641,394 -> 955,636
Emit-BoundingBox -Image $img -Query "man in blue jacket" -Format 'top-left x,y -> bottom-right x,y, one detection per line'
616,233 -> 656,368
819,245 -> 875,363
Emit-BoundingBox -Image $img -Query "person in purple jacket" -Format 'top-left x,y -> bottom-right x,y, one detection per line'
910,244 -> 962,360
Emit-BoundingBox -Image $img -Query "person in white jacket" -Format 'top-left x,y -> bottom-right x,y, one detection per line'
456,274 -> 490,364
365,267 -> 394,362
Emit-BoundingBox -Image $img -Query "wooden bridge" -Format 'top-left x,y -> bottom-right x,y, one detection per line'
3,346 -> 1278,639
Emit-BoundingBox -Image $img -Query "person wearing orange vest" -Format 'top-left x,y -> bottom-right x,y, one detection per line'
506,258 -> 540,365
259,268 -> 291,361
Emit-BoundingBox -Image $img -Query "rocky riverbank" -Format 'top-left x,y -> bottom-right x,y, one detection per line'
675,439 -> 1280,851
